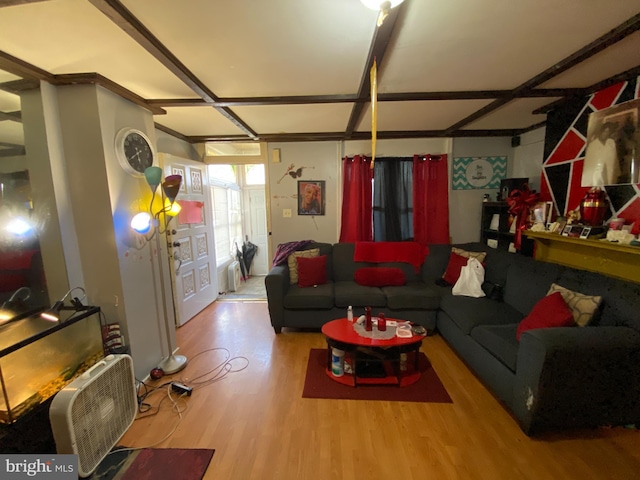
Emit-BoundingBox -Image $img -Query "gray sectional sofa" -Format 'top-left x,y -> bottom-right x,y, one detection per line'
266,240 -> 640,435
265,242 -> 442,333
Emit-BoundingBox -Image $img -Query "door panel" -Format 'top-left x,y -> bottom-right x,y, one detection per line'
247,187 -> 268,275
161,154 -> 218,326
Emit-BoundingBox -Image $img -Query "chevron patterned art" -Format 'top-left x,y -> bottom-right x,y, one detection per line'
541,77 -> 640,222
453,156 -> 507,190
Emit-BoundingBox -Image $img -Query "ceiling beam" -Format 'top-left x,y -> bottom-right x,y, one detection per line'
146,88 -> 581,109
51,73 -> 166,115
533,64 -> 640,115
89,0 -> 258,139
0,146 -> 25,157
344,1 -> 405,137
0,0 -> 50,7
0,110 -> 21,122
443,12 -> 640,135
0,50 -> 53,82
154,122 -> 190,143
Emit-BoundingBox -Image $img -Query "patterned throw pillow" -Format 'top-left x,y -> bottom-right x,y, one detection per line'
451,247 -> 487,263
287,248 -> 320,284
441,248 -> 488,285
546,283 -> 603,327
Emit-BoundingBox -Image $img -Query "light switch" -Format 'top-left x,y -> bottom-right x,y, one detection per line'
283,208 -> 292,218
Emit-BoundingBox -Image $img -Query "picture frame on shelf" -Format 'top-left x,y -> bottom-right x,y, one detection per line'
532,201 -> 553,225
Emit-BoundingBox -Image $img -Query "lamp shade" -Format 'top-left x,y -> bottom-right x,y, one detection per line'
131,212 -> 152,234
162,175 -> 182,204
41,300 -> 64,322
166,200 -> 182,217
144,166 -> 163,193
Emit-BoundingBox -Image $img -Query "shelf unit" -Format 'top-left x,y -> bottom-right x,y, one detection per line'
480,202 -> 533,255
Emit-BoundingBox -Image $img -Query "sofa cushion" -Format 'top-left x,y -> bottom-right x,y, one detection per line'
555,267 -> 640,332
334,281 -> 386,307
503,259 -> 561,316
439,295 -> 524,334
547,283 -> 602,327
287,248 -> 319,284
355,267 -> 406,287
298,255 -> 327,287
383,282 -> 441,310
332,243 -> 373,282
516,292 -> 574,341
470,324 -> 519,372
283,282 -> 334,309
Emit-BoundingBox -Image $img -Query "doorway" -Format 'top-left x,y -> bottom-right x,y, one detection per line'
207,163 -> 268,301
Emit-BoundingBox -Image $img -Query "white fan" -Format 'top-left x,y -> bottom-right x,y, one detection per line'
49,354 -> 138,477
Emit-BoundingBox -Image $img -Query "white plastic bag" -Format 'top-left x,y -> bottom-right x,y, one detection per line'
452,257 -> 486,298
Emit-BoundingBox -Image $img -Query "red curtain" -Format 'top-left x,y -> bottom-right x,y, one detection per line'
339,155 -> 373,242
413,154 -> 450,244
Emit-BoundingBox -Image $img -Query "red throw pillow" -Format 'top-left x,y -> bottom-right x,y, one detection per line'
442,252 -> 469,285
354,267 -> 406,287
297,255 -> 327,287
516,292 -> 575,341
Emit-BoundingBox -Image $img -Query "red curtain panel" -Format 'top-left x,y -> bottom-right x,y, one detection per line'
413,154 -> 450,244
339,155 -> 373,242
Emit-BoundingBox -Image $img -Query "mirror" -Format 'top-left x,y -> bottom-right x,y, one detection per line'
0,68 -> 49,323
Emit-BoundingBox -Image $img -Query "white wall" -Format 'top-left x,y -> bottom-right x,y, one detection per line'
512,127 -> 546,193
53,84 -> 171,379
450,137 -> 515,244
267,141 -> 342,250
264,137 -> 534,254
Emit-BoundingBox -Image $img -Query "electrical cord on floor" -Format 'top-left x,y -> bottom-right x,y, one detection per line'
105,384 -> 188,461
177,347 -> 249,388
124,347 -> 248,450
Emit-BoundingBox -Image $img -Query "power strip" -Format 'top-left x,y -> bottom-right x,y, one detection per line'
171,382 -> 193,396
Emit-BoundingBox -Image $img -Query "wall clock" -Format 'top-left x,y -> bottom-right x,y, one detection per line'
115,128 -> 156,176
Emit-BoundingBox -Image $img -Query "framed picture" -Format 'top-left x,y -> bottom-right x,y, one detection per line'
579,227 -> 592,239
298,180 -> 325,215
452,156 -> 507,190
531,201 -> 554,226
582,98 -> 640,186
562,224 -> 591,238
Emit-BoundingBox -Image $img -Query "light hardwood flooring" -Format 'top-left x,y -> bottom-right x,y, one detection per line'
120,301 -> 640,480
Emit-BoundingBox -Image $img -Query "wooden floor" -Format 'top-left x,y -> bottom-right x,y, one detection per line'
120,301 -> 640,480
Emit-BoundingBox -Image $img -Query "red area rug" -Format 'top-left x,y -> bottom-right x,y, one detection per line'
88,448 -> 214,480
302,348 -> 452,403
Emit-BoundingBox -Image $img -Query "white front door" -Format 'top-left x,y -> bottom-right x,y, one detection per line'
160,154 -> 218,326
246,187 -> 269,276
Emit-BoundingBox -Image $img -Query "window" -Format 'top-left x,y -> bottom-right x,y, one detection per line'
208,165 -> 242,266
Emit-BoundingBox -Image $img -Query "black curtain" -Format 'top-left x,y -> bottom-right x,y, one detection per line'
372,157 -> 413,241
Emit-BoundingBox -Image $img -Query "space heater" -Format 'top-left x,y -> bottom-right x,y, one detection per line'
49,354 -> 138,477
228,260 -> 241,291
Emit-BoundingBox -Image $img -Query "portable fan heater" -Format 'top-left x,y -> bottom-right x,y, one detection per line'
49,354 -> 138,477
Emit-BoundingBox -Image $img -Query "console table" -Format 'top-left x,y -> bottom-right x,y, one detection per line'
525,231 -> 640,284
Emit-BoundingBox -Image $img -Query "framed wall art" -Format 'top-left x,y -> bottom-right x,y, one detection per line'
298,180 -> 325,215
582,97 -> 640,186
453,156 -> 507,190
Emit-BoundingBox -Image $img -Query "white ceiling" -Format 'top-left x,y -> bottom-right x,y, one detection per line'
1,0 -> 640,152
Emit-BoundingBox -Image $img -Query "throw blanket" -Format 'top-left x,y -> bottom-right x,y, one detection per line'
354,241 -> 429,273
272,240 -> 314,267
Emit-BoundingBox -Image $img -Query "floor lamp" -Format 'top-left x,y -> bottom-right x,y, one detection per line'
132,167 -> 187,374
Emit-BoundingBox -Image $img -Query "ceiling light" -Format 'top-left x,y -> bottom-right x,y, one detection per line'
360,1 -> 404,26
360,0 -> 404,10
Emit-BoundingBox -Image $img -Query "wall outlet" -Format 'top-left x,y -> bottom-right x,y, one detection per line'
283,208 -> 292,218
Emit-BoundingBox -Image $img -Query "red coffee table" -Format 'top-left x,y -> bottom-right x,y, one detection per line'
321,318 -> 425,387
